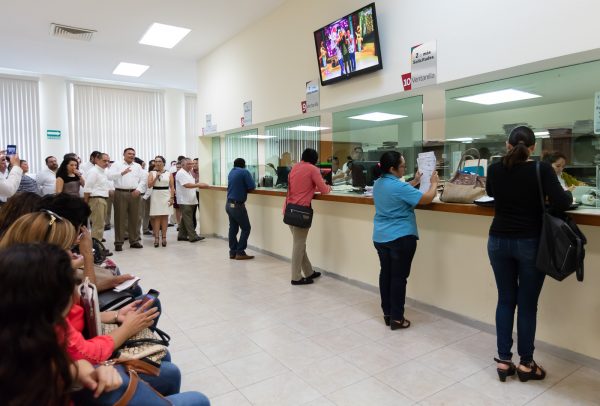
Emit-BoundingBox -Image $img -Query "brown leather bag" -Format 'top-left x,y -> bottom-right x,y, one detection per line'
113,359 -> 170,406
440,148 -> 487,204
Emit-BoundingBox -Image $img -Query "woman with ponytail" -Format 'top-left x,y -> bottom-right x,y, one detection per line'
372,151 -> 438,330
486,126 -> 572,382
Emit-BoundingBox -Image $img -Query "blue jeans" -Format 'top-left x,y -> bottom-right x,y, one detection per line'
225,202 -> 251,256
72,362 -> 210,405
488,235 -> 545,363
374,235 -> 417,321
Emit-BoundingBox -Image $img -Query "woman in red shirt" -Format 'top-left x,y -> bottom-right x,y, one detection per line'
284,148 -> 331,285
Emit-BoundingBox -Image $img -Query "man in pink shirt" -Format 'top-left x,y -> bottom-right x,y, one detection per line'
284,148 -> 331,285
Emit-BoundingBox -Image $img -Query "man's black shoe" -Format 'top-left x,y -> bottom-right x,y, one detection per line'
130,243 -> 143,249
104,224 -> 111,231
115,246 -> 123,252
308,271 -> 321,280
291,278 -> 314,286
177,237 -> 188,241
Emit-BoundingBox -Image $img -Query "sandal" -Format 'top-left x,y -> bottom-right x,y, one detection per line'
390,318 -> 411,330
161,236 -> 167,247
494,357 -> 516,382
517,360 -> 546,382
154,237 -> 159,248
383,315 -> 391,326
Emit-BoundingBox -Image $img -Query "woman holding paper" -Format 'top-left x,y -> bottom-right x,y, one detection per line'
372,151 -> 438,330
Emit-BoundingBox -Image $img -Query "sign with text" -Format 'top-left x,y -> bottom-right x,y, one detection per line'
411,41 -> 437,89
243,101 -> 252,126
301,101 -> 307,114
401,72 -> 412,91
47,129 -> 61,140
305,80 -> 320,112
203,114 -> 217,135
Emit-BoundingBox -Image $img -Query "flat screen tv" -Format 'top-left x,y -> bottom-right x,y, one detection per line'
313,3 -> 383,86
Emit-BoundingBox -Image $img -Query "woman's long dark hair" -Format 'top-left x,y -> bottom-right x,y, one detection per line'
56,157 -> 80,180
0,192 -> 42,236
0,243 -> 75,406
503,126 -> 535,169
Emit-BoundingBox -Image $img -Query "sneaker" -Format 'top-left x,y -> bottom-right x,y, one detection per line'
291,277 -> 314,285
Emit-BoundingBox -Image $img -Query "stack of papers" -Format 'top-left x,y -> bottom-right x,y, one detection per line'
417,151 -> 437,192
113,276 -> 140,292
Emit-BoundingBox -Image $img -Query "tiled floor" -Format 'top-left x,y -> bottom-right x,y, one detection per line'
110,230 -> 600,405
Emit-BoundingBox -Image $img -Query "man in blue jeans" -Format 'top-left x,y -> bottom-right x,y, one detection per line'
226,158 -> 256,260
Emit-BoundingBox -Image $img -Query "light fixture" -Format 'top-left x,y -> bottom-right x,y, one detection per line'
286,126 -> 329,132
455,89 -> 541,105
240,134 -> 276,139
348,112 -> 407,122
112,62 -> 149,77
446,137 -> 474,142
534,131 -> 550,136
139,23 -> 191,49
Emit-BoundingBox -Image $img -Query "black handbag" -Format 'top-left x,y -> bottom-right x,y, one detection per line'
282,173 -> 313,228
535,162 -> 586,282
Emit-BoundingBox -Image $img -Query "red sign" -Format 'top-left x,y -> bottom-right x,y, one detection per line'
301,101 -> 307,114
240,117 -> 245,127
401,72 -> 412,91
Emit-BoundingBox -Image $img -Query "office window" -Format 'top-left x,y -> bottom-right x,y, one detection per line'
211,136 -> 221,185
264,116 -> 322,172
224,129 -> 258,183
69,83 -> 165,163
0,76 -> 41,172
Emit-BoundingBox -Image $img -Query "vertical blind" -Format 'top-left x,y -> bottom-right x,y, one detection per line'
0,77 -> 41,173
265,116 -> 321,166
70,83 -> 165,163
185,94 -> 197,155
225,129 -> 258,183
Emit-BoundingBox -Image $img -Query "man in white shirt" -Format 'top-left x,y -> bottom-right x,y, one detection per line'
0,152 -> 22,205
37,156 -> 58,196
84,153 -> 111,241
80,150 -> 101,178
176,158 -> 208,242
107,148 -> 147,251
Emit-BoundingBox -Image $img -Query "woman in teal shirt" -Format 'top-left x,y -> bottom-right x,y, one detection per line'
373,151 -> 439,330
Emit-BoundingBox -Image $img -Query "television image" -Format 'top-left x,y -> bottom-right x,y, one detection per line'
313,3 -> 383,86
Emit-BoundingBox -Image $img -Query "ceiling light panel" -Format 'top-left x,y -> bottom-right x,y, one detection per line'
348,112 -> 407,122
113,62 -> 149,77
286,126 -> 330,132
455,89 -> 541,105
139,23 -> 191,49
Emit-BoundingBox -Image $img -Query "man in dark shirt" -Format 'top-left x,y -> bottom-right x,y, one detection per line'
226,158 -> 256,260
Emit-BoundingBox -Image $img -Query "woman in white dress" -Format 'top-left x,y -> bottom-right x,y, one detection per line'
148,156 -> 174,247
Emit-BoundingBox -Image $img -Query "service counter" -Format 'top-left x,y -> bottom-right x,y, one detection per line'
200,186 -> 600,363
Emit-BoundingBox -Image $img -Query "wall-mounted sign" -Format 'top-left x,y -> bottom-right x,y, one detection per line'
203,114 -> 217,135
401,72 -> 412,91
243,101 -> 252,126
305,80 -> 320,112
301,101 -> 307,114
47,129 -> 61,140
411,40 -> 437,89
594,92 -> 600,134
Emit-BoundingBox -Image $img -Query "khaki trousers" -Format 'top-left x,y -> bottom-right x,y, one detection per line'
289,225 -> 313,281
88,197 -> 107,240
178,204 -> 198,240
140,197 -> 151,233
114,190 -> 141,246
105,192 -> 114,226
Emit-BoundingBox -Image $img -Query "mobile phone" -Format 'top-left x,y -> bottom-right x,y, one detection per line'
6,145 -> 16,156
140,289 -> 160,307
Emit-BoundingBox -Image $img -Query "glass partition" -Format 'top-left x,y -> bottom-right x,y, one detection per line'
265,116 -> 322,187
224,129 -> 259,184
445,60 -> 600,207
331,95 -> 424,188
211,135 -> 221,185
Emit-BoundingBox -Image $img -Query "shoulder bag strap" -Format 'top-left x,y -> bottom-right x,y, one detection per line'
535,161 -> 547,214
113,369 -> 139,406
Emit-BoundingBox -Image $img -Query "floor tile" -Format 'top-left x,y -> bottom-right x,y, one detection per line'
416,346 -> 492,380
326,377 -> 413,406
180,366 -> 235,398
217,352 -> 289,388
209,390 -> 252,406
419,382 -> 503,405
240,371 -> 321,405
340,342 -> 410,375
527,367 -> 600,405
294,356 -> 369,395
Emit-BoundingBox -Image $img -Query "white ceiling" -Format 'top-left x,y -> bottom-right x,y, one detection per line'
0,0 -> 288,91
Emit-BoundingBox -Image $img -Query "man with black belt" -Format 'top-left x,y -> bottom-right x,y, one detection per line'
84,153 -> 111,242
108,148 -> 146,251
176,158 -> 208,242
226,158 -> 256,260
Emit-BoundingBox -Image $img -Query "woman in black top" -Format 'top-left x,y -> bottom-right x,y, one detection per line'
486,126 -> 572,382
55,156 -> 84,197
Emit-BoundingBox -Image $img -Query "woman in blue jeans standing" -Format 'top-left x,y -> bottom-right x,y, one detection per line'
486,126 -> 572,382
372,151 -> 438,330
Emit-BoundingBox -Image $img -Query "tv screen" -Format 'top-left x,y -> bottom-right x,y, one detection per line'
313,3 -> 383,86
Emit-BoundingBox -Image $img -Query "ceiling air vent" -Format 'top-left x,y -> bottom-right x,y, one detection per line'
50,23 -> 96,41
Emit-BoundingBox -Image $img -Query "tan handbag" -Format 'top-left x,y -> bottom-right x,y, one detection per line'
102,323 -> 170,367
440,148 -> 487,204
112,359 -> 171,406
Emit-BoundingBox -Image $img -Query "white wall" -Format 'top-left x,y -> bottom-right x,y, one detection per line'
196,0 -> 600,133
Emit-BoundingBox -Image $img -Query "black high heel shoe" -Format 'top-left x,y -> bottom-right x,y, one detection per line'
390,318 -> 411,330
494,357 -> 516,382
383,315 -> 390,326
517,360 -> 546,382
154,237 -> 159,248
